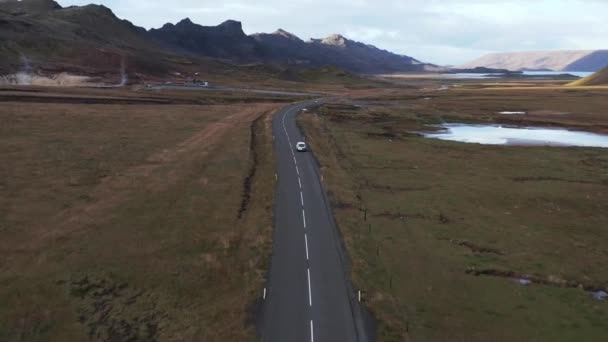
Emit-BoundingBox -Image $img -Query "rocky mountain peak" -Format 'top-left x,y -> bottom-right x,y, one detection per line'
217,19 -> 244,34
320,34 -> 348,47
273,29 -> 301,40
176,17 -> 194,26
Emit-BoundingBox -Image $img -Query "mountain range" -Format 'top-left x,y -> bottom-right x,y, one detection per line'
461,50 -> 608,72
0,0 -> 434,79
148,17 -> 433,73
3,0 -> 606,81
251,30 -> 433,73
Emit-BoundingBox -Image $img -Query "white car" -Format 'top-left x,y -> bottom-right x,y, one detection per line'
296,142 -> 307,152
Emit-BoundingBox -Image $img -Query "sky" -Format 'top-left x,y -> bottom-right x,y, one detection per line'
56,0 -> 608,65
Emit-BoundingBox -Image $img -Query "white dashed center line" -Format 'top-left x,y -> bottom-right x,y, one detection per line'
281,104 -> 317,342
304,233 -> 309,260
307,268 -> 312,306
310,320 -> 315,342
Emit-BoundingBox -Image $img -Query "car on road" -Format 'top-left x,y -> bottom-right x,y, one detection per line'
296,142 -> 307,152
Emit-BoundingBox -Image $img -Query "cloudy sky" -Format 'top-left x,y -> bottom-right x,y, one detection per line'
57,0 -> 608,65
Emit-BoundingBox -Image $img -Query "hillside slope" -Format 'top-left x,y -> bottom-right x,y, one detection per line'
461,50 -> 608,72
0,0 -> 179,78
0,0 -> 61,14
568,67 -> 608,86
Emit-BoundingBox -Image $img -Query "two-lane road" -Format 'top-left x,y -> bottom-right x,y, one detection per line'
260,101 -> 370,342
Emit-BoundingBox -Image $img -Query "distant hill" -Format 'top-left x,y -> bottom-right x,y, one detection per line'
461,50 -> 608,72
568,67 -> 608,86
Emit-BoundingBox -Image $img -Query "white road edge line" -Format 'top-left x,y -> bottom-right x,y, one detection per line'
298,178 -> 302,189
307,268 -> 312,306
302,209 -> 306,228
304,233 -> 309,260
300,191 -> 304,206
310,320 -> 314,342
296,166 -> 299,175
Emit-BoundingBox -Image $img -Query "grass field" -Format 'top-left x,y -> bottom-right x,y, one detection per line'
299,85 -> 608,341
0,88 -> 281,341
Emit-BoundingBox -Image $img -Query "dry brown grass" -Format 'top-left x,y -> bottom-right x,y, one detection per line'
299,84 -> 608,341
357,84 -> 608,134
0,88 -> 281,341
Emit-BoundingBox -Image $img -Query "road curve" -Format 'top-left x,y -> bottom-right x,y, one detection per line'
260,101 -> 371,342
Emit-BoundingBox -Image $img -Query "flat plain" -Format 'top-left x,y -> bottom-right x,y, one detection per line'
0,87 -> 287,341
299,78 -> 608,341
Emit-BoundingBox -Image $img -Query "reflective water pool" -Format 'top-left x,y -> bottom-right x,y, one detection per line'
423,124 -> 608,148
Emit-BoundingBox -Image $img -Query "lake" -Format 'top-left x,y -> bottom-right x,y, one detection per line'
422,124 -> 608,148
441,71 -> 593,79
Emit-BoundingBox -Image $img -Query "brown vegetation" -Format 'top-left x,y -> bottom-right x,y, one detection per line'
298,80 -> 608,341
0,87 -> 280,341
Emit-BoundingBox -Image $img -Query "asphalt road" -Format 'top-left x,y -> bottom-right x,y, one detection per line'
260,101 -> 371,342
150,84 -> 320,97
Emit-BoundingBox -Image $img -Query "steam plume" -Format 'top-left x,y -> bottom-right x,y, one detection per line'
119,57 -> 128,86
16,53 -> 33,85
